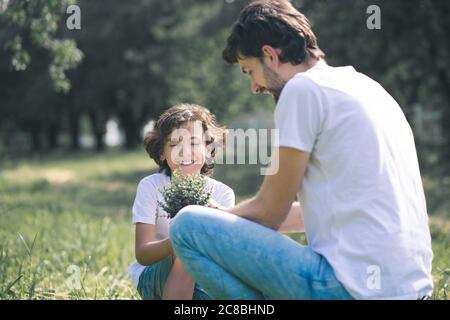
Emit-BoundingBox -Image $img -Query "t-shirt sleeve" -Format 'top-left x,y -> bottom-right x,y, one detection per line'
273,76 -> 324,153
132,178 -> 158,225
213,184 -> 235,209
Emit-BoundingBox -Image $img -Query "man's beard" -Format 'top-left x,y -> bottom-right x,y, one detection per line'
262,63 -> 286,103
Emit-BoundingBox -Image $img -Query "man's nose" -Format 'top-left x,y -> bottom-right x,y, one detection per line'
251,81 -> 262,94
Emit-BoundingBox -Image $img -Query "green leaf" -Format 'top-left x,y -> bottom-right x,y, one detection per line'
158,169 -> 211,218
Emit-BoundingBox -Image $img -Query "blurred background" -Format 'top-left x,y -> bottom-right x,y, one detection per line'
0,0 -> 448,299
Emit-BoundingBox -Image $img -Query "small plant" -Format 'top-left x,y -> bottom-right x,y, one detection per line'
158,169 -> 212,219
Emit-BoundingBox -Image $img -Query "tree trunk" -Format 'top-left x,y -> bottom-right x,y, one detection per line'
94,132 -> 105,152
88,111 -> 106,152
119,112 -> 141,150
123,124 -> 141,150
46,124 -> 60,151
30,128 -> 42,153
68,111 -> 80,151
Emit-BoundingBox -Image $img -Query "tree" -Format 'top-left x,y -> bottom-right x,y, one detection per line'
0,0 -> 83,93
295,0 -> 450,166
0,0 -> 83,152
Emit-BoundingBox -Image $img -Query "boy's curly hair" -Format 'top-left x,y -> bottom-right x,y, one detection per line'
144,104 -> 227,176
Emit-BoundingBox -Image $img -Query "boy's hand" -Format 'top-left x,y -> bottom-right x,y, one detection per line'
206,198 -> 225,210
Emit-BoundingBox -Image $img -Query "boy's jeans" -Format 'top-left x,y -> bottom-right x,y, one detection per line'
170,205 -> 354,300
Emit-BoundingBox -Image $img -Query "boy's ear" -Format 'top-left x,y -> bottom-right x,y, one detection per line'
160,153 -> 165,161
206,144 -> 213,156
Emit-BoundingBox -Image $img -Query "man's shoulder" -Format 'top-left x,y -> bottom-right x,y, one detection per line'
286,70 -> 321,91
304,63 -> 374,88
287,62 -> 380,100
280,62 -> 342,98
276,70 -> 323,111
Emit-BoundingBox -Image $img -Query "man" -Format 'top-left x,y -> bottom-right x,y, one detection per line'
169,0 -> 433,299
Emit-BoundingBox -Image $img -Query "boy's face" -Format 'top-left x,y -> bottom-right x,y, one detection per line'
160,121 -> 208,176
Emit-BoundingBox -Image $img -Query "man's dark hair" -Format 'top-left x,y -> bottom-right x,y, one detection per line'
223,0 -> 325,65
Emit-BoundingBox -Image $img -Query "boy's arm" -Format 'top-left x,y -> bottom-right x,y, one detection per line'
162,257 -> 195,300
135,223 -> 173,265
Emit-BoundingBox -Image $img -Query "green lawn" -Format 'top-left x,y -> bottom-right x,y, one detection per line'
0,150 -> 448,299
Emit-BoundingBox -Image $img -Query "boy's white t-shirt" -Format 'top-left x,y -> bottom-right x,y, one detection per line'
273,61 -> 433,299
128,172 -> 235,289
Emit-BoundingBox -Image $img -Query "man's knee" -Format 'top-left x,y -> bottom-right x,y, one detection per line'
169,205 -> 202,243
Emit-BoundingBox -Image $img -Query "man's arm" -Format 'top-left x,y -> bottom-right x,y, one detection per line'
225,147 -> 309,230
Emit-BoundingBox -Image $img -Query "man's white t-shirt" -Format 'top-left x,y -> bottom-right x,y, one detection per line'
127,172 -> 235,289
273,61 -> 433,299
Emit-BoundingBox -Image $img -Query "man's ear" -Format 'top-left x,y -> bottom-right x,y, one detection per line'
262,45 -> 281,67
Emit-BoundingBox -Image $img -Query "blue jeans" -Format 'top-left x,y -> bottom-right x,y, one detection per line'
169,205 -> 354,300
137,255 -> 211,300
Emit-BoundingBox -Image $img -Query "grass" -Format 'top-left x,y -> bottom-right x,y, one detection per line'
0,150 -> 449,299
0,150 -> 153,299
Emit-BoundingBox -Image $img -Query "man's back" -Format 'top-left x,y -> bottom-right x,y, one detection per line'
274,61 -> 433,299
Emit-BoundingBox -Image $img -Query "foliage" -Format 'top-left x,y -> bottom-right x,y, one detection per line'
0,0 -> 83,93
0,0 -> 449,167
158,169 -> 211,218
